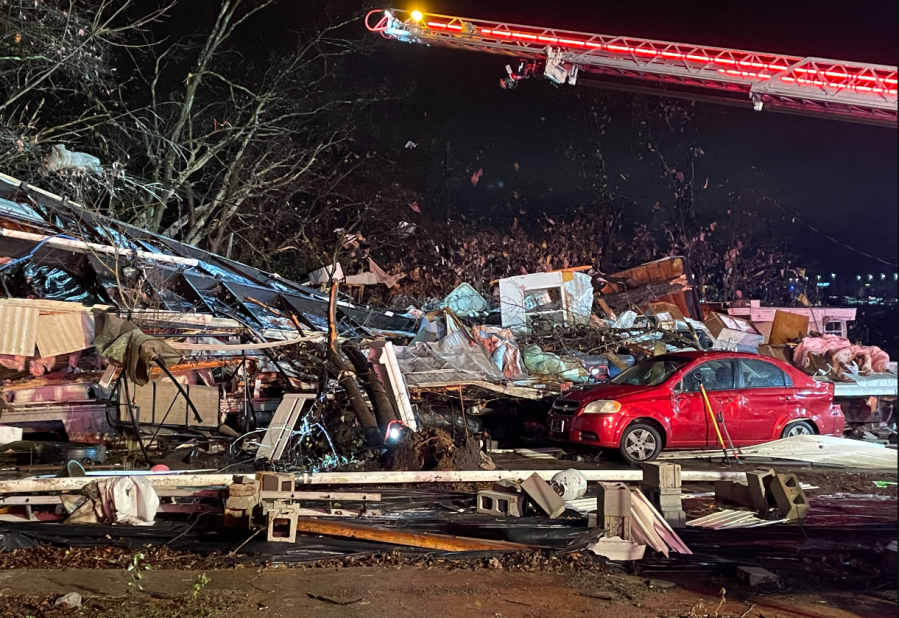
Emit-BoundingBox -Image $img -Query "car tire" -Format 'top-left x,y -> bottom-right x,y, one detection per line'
619,422 -> 663,465
781,420 -> 816,439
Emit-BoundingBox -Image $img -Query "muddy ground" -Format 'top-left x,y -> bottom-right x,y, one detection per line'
0,563 -> 895,618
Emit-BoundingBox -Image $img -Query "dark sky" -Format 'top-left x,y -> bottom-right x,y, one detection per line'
357,0 -> 897,276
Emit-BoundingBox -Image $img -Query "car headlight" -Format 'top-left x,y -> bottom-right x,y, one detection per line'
581,400 -> 621,414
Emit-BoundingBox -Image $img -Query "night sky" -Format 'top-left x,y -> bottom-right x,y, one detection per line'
356,0 -> 897,277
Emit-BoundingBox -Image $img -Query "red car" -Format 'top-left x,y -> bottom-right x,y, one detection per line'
547,351 -> 845,464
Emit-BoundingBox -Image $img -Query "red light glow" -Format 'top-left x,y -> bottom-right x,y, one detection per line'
421,19 -> 897,96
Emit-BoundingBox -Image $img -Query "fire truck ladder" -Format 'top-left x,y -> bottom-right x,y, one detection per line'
366,9 -> 898,127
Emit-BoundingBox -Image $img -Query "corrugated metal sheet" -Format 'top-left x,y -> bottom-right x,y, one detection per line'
0,305 -> 39,356
35,311 -> 95,357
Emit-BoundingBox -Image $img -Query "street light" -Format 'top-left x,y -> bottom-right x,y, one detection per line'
831,273 -> 836,280
857,275 -> 862,281
881,274 -> 886,280
868,274 -> 874,280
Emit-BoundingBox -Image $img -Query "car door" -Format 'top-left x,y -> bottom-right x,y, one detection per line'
671,360 -> 741,448
733,358 -> 794,443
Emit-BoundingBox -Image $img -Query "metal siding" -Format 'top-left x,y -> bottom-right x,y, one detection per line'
35,311 -> 95,357
0,305 -> 39,356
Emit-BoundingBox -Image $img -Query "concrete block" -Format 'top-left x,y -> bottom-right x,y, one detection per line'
641,462 -> 681,489
604,515 -> 631,540
769,474 -> 809,520
745,469 -> 776,512
597,482 -> 632,518
228,481 -> 259,497
224,507 -> 251,529
267,504 -> 300,543
225,495 -> 258,511
256,471 -> 294,492
660,509 -> 686,529
521,473 -> 566,518
732,483 -> 753,508
656,493 -> 684,509
477,488 -> 524,517
737,566 -> 778,587
714,481 -> 753,507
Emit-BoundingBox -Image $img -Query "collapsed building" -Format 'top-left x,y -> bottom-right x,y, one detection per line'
0,170 -> 896,475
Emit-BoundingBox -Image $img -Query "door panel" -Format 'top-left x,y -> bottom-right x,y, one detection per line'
735,359 -> 794,443
674,359 -> 739,448
671,390 -> 709,447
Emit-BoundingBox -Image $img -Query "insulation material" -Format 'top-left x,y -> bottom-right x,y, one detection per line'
35,311 -> 95,357
794,334 -> 891,377
0,305 -> 38,356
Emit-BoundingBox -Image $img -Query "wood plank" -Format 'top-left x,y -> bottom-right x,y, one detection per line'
255,394 -> 316,462
293,518 -> 534,552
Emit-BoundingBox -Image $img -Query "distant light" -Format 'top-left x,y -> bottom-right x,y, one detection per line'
816,275 -> 821,280
895,273 -> 898,281
881,274 -> 886,280
831,273 -> 836,279
411,10 -> 424,21
868,274 -> 874,280
857,275 -> 862,281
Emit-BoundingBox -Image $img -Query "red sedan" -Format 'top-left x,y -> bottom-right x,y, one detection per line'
547,351 -> 844,464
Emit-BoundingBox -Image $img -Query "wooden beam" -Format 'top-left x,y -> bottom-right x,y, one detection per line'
0,469 -> 749,494
294,518 -> 532,552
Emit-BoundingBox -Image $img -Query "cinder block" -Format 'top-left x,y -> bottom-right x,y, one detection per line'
477,488 -> 524,517
256,471 -> 295,492
715,480 -> 735,501
224,507 -> 251,529
225,495 -> 258,511
660,510 -> 686,529
597,482 -> 632,518
737,566 -> 778,586
745,469 -> 776,512
267,504 -> 299,543
604,515 -> 632,540
769,474 -> 809,520
715,481 -> 753,507
655,493 -> 684,510
228,481 -> 259,497
732,483 -> 753,508
641,462 -> 681,489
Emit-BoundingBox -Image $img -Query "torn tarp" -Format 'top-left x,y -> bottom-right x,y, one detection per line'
92,310 -> 180,385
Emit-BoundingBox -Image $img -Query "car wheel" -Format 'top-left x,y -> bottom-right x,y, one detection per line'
781,420 -> 815,439
619,423 -> 663,465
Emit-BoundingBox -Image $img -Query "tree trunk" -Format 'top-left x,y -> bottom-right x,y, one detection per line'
343,342 -> 398,434
328,282 -> 383,447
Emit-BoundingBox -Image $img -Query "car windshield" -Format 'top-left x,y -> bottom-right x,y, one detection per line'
611,358 -> 688,386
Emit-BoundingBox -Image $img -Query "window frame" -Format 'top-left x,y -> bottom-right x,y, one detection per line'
677,359 -> 738,393
737,358 -> 793,389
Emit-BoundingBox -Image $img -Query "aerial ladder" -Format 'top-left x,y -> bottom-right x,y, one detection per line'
366,9 -> 898,127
